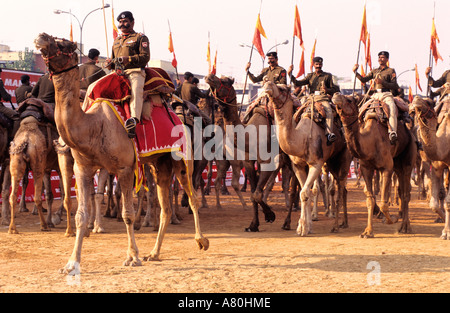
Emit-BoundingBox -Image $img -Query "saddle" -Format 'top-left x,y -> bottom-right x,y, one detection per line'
242,95 -> 274,124
436,97 -> 450,124
358,96 -> 410,124
17,98 -> 55,125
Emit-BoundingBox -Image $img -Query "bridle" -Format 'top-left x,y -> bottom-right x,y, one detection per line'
269,86 -> 290,110
336,95 -> 359,127
415,101 -> 437,130
210,80 -> 238,107
41,36 -> 78,78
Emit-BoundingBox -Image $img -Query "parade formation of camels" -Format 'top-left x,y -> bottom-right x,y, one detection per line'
1,3 -> 450,293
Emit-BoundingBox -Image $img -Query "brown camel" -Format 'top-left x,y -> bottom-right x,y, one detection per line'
35,33 -> 208,275
0,124 -> 11,223
197,96 -> 248,210
206,74 -> 289,232
8,99 -> 60,234
409,96 -> 450,239
332,92 -> 417,237
261,81 -> 352,235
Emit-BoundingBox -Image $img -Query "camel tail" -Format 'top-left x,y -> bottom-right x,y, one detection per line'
9,141 -> 30,163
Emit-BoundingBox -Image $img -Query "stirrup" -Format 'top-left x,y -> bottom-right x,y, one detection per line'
125,117 -> 138,138
327,133 -> 336,145
389,131 -> 398,145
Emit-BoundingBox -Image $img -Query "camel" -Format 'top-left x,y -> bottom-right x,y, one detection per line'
332,92 -> 417,237
0,124 -> 11,223
409,96 -> 450,239
8,98 -> 60,234
197,96 -> 248,210
205,74 -> 284,232
35,33 -> 208,275
261,81 -> 352,236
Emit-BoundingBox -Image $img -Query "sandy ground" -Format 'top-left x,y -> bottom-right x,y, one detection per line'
0,179 -> 449,294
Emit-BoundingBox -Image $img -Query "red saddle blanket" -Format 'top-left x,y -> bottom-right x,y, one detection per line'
84,68 -> 189,190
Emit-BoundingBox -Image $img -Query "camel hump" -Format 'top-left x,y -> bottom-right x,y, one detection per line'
394,96 -> 409,112
437,98 -> 450,124
18,98 -> 55,124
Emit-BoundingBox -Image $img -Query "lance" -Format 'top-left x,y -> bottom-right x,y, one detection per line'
427,2 -> 436,97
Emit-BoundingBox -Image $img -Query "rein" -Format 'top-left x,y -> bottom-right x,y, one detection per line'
41,36 -> 77,78
416,104 -> 437,130
211,81 -> 239,107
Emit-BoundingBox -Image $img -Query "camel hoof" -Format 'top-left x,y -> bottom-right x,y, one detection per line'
123,257 -> 142,267
92,226 -> 105,233
245,225 -> 259,232
360,232 -> 374,238
59,261 -> 80,276
52,214 -> 62,226
134,223 -> 142,231
64,231 -> 75,237
143,254 -> 161,262
440,232 -> 450,240
330,226 -> 339,233
281,222 -> 291,230
196,237 -> 210,251
264,211 -> 276,223
171,218 -> 181,225
8,229 -> 19,234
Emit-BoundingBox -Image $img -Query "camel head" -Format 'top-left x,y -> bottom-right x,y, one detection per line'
332,92 -> 361,118
205,73 -> 237,108
261,80 -> 291,109
34,33 -> 78,75
408,95 -> 436,120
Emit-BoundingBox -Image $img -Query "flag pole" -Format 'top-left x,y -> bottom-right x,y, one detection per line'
102,0 -> 109,57
427,2 -> 436,97
353,1 -> 366,94
240,0 -> 263,108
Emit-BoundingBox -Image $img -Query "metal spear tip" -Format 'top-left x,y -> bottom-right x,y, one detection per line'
53,9 -> 62,14
103,3 -> 111,8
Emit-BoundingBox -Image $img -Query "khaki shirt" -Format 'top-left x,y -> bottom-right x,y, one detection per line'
291,71 -> 339,96
428,70 -> 450,88
357,66 -> 398,91
180,82 -> 206,105
31,73 -> 55,104
15,84 -> 33,104
248,65 -> 287,85
111,31 -> 150,70
79,60 -> 107,91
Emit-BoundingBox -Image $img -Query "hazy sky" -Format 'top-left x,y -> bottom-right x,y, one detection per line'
3,0 -> 450,92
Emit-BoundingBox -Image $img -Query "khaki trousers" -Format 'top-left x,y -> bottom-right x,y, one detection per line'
124,68 -> 146,121
312,94 -> 334,134
371,92 -> 397,133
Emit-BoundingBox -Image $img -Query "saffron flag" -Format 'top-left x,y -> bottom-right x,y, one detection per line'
296,49 -> 305,78
409,86 -> 414,103
365,32 -> 372,70
69,23 -> 73,42
415,64 -> 422,92
293,5 -> 304,48
207,38 -> 211,73
360,64 -> 366,77
252,14 -> 267,58
111,3 -> 118,40
211,50 -> 217,75
430,18 -> 443,64
360,4 -> 368,46
168,32 -> 177,68
310,38 -> 317,71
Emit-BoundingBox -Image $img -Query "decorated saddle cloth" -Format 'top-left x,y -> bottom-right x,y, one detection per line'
358,96 -> 409,122
83,68 -> 190,191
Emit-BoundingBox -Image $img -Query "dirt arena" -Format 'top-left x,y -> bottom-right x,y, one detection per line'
0,179 -> 449,294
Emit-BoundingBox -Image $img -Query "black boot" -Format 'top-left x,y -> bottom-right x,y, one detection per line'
125,117 -> 139,139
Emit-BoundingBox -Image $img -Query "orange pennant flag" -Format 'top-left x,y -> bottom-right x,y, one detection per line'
430,18 -> 443,64
360,64 -> 366,77
69,22 -> 73,42
365,32 -> 372,70
168,31 -> 177,68
415,64 -> 422,92
211,50 -> 217,75
360,4 -> 368,46
293,5 -> 304,48
296,49 -> 305,78
112,6 -> 118,40
408,86 -> 414,103
252,14 -> 267,58
207,38 -> 211,73
310,38 -> 317,72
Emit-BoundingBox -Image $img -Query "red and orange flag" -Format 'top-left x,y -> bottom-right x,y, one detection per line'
252,14 -> 267,58
293,5 -> 304,48
168,31 -> 177,68
430,18 -> 443,64
310,38 -> 317,72
365,32 -> 372,70
207,37 -> 211,73
211,50 -> 217,75
112,6 -> 118,40
409,86 -> 414,103
360,4 -> 368,46
415,64 -> 422,92
69,22 -> 73,42
296,50 -> 305,78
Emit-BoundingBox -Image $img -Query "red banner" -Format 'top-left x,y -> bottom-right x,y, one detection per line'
1,69 -> 43,108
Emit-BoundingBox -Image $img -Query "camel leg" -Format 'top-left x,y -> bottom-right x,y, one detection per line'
230,161 -> 248,210
134,187 -> 145,231
60,164 -> 95,275
57,151 -> 75,237
311,178 -> 320,221
19,167 -> 29,213
378,169 -> 395,224
282,176 -> 299,230
360,166 -> 376,238
8,155 -> 27,234
214,160 -> 229,210
92,169 -> 108,233
296,164 -> 321,236
430,164 -> 447,222
1,160 -> 11,226
441,179 -> 450,239
118,168 -> 141,267
43,172 -> 55,228
32,171 -> 50,232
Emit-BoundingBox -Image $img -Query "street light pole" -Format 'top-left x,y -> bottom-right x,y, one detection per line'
54,4 -> 110,64
239,39 -> 289,68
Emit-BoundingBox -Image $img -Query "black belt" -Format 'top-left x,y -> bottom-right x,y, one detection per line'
375,88 -> 390,93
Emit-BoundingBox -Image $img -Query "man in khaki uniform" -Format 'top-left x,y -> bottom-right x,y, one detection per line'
425,67 -> 450,102
353,51 -> 399,144
79,48 -> 106,92
288,56 -> 340,144
106,11 -> 150,138
176,72 -> 207,105
245,51 -> 287,85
